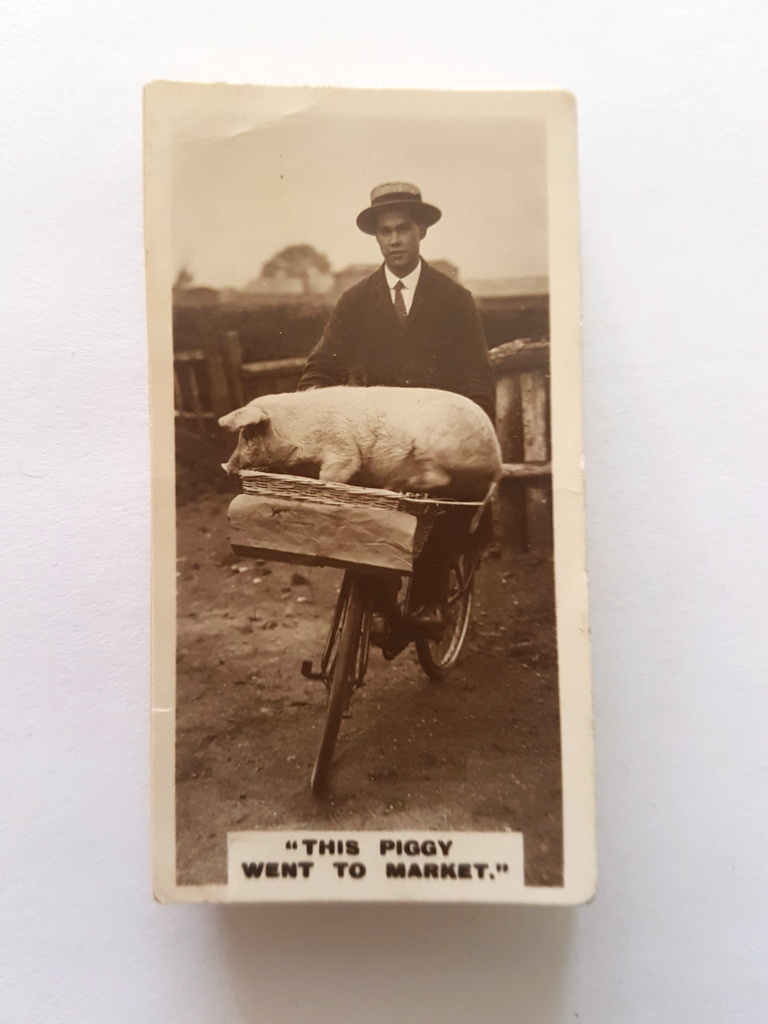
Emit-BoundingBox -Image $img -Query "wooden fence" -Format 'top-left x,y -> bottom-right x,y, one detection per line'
174,336 -> 552,551
174,332 -> 244,430
489,340 -> 551,553
174,334 -> 304,428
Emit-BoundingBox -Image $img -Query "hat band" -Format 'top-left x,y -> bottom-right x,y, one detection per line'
370,191 -> 423,206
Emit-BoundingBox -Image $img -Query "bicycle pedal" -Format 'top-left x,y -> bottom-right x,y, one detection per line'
382,638 -> 409,660
300,659 -> 325,681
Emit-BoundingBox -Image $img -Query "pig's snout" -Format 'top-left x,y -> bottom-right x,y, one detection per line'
221,444 -> 243,476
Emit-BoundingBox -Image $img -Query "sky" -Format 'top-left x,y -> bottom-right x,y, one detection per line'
170,88 -> 549,289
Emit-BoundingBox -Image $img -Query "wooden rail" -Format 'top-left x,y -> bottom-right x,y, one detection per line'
241,357 -> 305,399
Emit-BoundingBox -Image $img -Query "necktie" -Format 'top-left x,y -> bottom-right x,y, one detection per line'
393,280 -> 408,325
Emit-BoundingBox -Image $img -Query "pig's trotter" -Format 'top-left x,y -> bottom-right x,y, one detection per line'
405,461 -> 451,491
318,452 -> 362,484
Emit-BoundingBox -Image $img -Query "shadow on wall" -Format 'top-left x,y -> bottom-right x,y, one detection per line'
214,903 -> 574,1023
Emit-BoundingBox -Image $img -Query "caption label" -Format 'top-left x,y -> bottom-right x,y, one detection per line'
227,830 -> 523,902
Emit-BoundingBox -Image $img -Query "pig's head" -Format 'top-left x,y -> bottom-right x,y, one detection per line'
219,401 -> 294,475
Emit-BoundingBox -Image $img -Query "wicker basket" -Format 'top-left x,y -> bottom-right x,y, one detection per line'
237,470 -> 483,517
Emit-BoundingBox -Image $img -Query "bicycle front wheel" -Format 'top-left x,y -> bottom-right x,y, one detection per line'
416,555 -> 475,680
311,574 -> 368,796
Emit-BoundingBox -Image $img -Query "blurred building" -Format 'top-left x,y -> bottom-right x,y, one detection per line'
173,285 -> 221,308
243,265 -> 335,298
464,275 -> 548,298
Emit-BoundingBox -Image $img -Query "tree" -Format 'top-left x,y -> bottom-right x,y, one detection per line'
260,245 -> 332,293
173,267 -> 194,293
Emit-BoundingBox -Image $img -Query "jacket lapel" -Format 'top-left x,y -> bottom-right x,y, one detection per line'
404,260 -> 431,332
372,265 -> 401,330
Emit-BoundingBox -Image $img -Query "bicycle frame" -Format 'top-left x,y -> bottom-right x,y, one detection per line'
307,551 -> 478,795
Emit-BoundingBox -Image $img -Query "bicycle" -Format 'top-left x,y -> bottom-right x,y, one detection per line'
228,470 -> 485,797
303,542 -> 480,795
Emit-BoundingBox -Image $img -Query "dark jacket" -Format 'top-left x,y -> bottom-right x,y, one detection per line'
298,261 -> 496,421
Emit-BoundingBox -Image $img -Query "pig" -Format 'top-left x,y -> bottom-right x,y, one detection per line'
219,385 -> 502,501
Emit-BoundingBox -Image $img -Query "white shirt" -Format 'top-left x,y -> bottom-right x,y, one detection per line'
384,259 -> 422,315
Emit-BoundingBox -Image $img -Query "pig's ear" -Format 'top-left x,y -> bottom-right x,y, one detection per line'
218,405 -> 271,432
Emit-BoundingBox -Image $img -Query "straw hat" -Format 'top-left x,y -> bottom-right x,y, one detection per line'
356,182 -> 442,235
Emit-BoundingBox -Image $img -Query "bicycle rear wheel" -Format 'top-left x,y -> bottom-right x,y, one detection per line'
311,574 -> 368,796
416,554 -> 475,679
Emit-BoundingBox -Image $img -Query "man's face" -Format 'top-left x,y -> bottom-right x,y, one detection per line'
374,208 -> 426,277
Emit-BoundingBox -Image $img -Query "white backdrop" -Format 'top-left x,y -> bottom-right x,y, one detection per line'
3,2 -> 767,1021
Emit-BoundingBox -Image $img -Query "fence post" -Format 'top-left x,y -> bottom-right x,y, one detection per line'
490,340 -> 552,555
205,345 -> 230,419
495,370 -> 527,552
221,331 -> 244,410
520,369 -> 552,551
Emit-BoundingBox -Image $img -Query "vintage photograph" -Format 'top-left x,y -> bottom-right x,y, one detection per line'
146,84 -> 594,903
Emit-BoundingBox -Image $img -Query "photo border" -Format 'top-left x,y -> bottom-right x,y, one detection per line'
145,82 -> 594,904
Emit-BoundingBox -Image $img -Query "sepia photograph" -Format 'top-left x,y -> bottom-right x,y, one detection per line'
146,83 -> 593,903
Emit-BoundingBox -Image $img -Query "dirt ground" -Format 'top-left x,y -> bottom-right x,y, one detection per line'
175,490 -> 563,887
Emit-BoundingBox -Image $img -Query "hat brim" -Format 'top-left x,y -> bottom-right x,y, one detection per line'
356,200 -> 442,235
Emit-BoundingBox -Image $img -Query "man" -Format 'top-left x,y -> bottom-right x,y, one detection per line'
298,182 -> 496,635
299,182 -> 495,419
